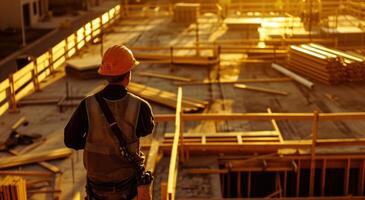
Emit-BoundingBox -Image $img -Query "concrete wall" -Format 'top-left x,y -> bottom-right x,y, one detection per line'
0,0 -> 22,29
0,0 -> 48,29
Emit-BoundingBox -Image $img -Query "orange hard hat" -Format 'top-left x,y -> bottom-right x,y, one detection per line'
98,45 -> 139,76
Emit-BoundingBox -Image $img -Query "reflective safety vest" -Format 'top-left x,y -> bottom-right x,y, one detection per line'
84,92 -> 145,183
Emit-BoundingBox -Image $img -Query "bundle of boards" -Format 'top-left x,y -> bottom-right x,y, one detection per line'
287,43 -> 365,85
0,176 -> 26,200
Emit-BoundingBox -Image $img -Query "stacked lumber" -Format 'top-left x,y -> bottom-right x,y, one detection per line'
173,3 -> 200,24
308,44 -> 365,82
287,44 -> 365,85
128,82 -> 207,112
0,176 -> 27,200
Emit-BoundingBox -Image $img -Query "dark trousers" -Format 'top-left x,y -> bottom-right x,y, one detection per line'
85,177 -> 137,200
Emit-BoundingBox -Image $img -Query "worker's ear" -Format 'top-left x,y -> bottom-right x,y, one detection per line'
121,71 -> 131,87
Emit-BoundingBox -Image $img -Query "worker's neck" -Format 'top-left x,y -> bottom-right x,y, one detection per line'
108,82 -> 128,88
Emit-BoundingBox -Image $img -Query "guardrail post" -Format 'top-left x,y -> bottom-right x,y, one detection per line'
31,70 -> 40,92
83,27 -> 87,44
32,58 -> 40,92
309,110 -> 319,196
74,32 -> 78,52
7,74 -> 17,112
64,39 -> 69,59
48,49 -> 54,75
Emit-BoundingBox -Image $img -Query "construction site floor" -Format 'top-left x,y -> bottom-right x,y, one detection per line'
1,12 -> 365,199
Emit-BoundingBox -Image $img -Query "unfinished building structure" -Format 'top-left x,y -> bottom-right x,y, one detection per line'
0,0 -> 49,29
1,0 -> 365,199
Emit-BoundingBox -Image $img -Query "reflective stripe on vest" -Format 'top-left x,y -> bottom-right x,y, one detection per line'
84,92 -> 143,183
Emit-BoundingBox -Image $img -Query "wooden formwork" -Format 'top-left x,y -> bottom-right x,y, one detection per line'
154,88 -> 365,200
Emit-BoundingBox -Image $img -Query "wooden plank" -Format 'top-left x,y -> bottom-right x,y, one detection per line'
167,87 -> 183,200
234,84 -> 289,96
247,171 -> 251,198
0,171 -> 52,177
344,159 -> 351,195
128,82 -> 206,112
321,159 -> 327,196
237,172 -> 242,197
176,77 -> 292,85
309,111 -> 319,196
137,72 -> 192,82
145,139 -> 161,173
359,159 -> 365,196
267,108 -> 283,143
296,160 -> 301,197
0,148 -> 72,169
164,131 -> 279,138
8,148 -> 61,174
155,112 -> 365,122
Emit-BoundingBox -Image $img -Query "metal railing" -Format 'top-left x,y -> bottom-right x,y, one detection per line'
0,4 -> 121,116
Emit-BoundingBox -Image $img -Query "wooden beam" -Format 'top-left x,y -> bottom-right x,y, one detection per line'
8,147 -> 61,174
321,159 -> 327,196
0,170 -> 52,177
176,77 -> 292,85
155,112 -> 365,122
247,171 -> 251,198
359,159 -> 365,196
267,108 -> 283,143
128,82 -> 207,113
344,159 -> 351,195
234,84 -> 289,96
167,87 -> 183,200
145,139 -> 161,173
296,160 -> 301,197
137,72 -> 192,82
0,148 -> 72,169
309,111 -> 319,196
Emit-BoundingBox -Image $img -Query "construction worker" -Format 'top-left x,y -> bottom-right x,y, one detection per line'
64,45 -> 155,200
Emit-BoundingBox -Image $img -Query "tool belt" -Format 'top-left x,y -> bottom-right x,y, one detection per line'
87,176 -> 136,192
86,177 -> 137,200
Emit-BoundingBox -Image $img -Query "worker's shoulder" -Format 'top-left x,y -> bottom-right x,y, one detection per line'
127,92 -> 152,108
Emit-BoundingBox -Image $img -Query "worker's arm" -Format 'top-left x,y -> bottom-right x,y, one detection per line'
64,99 -> 88,150
136,101 -> 155,138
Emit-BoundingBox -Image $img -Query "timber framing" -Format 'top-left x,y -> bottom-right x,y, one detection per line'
157,88 -> 365,199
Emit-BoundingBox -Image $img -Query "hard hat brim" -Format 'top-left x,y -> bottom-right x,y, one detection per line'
98,59 -> 140,76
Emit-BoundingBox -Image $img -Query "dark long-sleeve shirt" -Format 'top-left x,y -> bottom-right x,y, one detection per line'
64,84 -> 154,150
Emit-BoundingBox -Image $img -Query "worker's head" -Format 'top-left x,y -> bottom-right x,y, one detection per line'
98,45 -> 139,86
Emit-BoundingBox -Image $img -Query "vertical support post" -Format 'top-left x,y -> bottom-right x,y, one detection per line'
167,87 -> 183,200
32,59 -> 40,92
321,159 -> 327,196
8,74 -> 17,112
48,49 -> 54,75
237,172 -> 242,197
247,171 -> 251,198
296,160 -> 301,197
66,39 -> 70,59
284,171 -> 287,197
309,110 -> 319,196
178,87 -> 185,163
31,70 -> 40,92
74,32 -> 78,53
358,159 -> 365,196
161,181 -> 167,200
267,107 -> 283,143
344,159 -> 350,195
